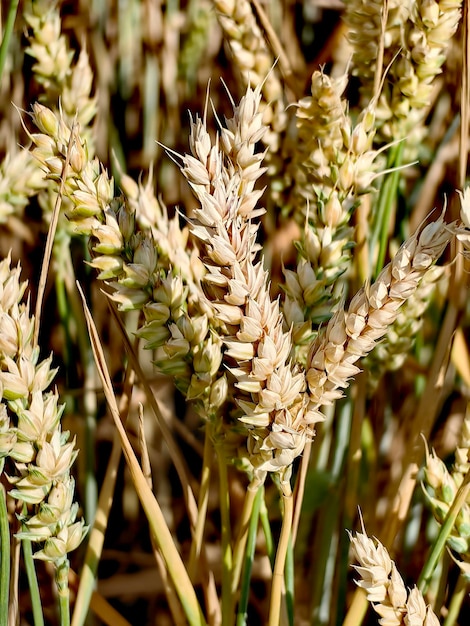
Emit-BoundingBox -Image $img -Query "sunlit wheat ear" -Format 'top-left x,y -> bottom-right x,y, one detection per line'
0,253 -> 87,564
176,85 -> 322,487
306,214 -> 452,411
349,529 -> 440,626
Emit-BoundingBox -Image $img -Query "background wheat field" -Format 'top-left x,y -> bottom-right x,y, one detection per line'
1,1 -> 470,625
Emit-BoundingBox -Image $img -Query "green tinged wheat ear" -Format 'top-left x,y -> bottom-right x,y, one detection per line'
0,1 -> 97,231
212,0 -> 287,154
421,400 -> 470,578
283,69 -> 382,363
0,254 -> 87,564
28,103 -> 224,421
25,0 -> 96,135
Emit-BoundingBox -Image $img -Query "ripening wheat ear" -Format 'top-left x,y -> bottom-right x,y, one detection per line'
306,214 -> 453,412
0,253 -> 87,565
25,0 -> 97,133
344,0 -> 463,145
363,263 -> 446,389
283,68 -> 383,363
349,529 -> 440,626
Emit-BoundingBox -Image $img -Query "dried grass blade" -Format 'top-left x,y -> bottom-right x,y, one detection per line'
107,301 -> 221,623
77,283 -> 207,626
138,403 -> 188,626
71,367 -> 135,626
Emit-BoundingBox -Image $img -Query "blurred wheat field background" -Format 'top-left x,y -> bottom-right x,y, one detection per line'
1,1 -> 470,625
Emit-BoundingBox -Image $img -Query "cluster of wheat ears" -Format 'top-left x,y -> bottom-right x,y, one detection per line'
1,0 -> 470,625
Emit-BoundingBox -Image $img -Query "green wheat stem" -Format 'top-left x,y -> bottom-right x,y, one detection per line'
188,427 -> 213,580
21,515 -> 45,626
371,141 -> 405,277
0,0 -> 19,82
236,486 -> 263,626
56,560 -> 71,626
232,480 -> 262,599
260,495 -> 275,568
0,485 -> 10,625
285,535 -> 294,626
443,571 -> 468,626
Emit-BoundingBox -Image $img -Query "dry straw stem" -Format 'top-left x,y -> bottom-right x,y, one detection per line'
71,364 -> 135,626
78,283 -> 207,626
107,301 -> 220,624
349,529 -> 440,626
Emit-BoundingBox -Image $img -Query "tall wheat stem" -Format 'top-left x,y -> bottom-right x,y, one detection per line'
71,366 -> 135,626
22,530 -> 44,626
56,560 -> 71,626
0,0 -> 19,81
231,480 -> 262,599
371,141 -> 405,276
268,490 -> 293,626
188,428 -> 213,579
0,485 -> 9,625
236,486 -> 263,626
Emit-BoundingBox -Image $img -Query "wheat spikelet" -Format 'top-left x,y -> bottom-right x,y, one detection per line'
212,0 -> 286,153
